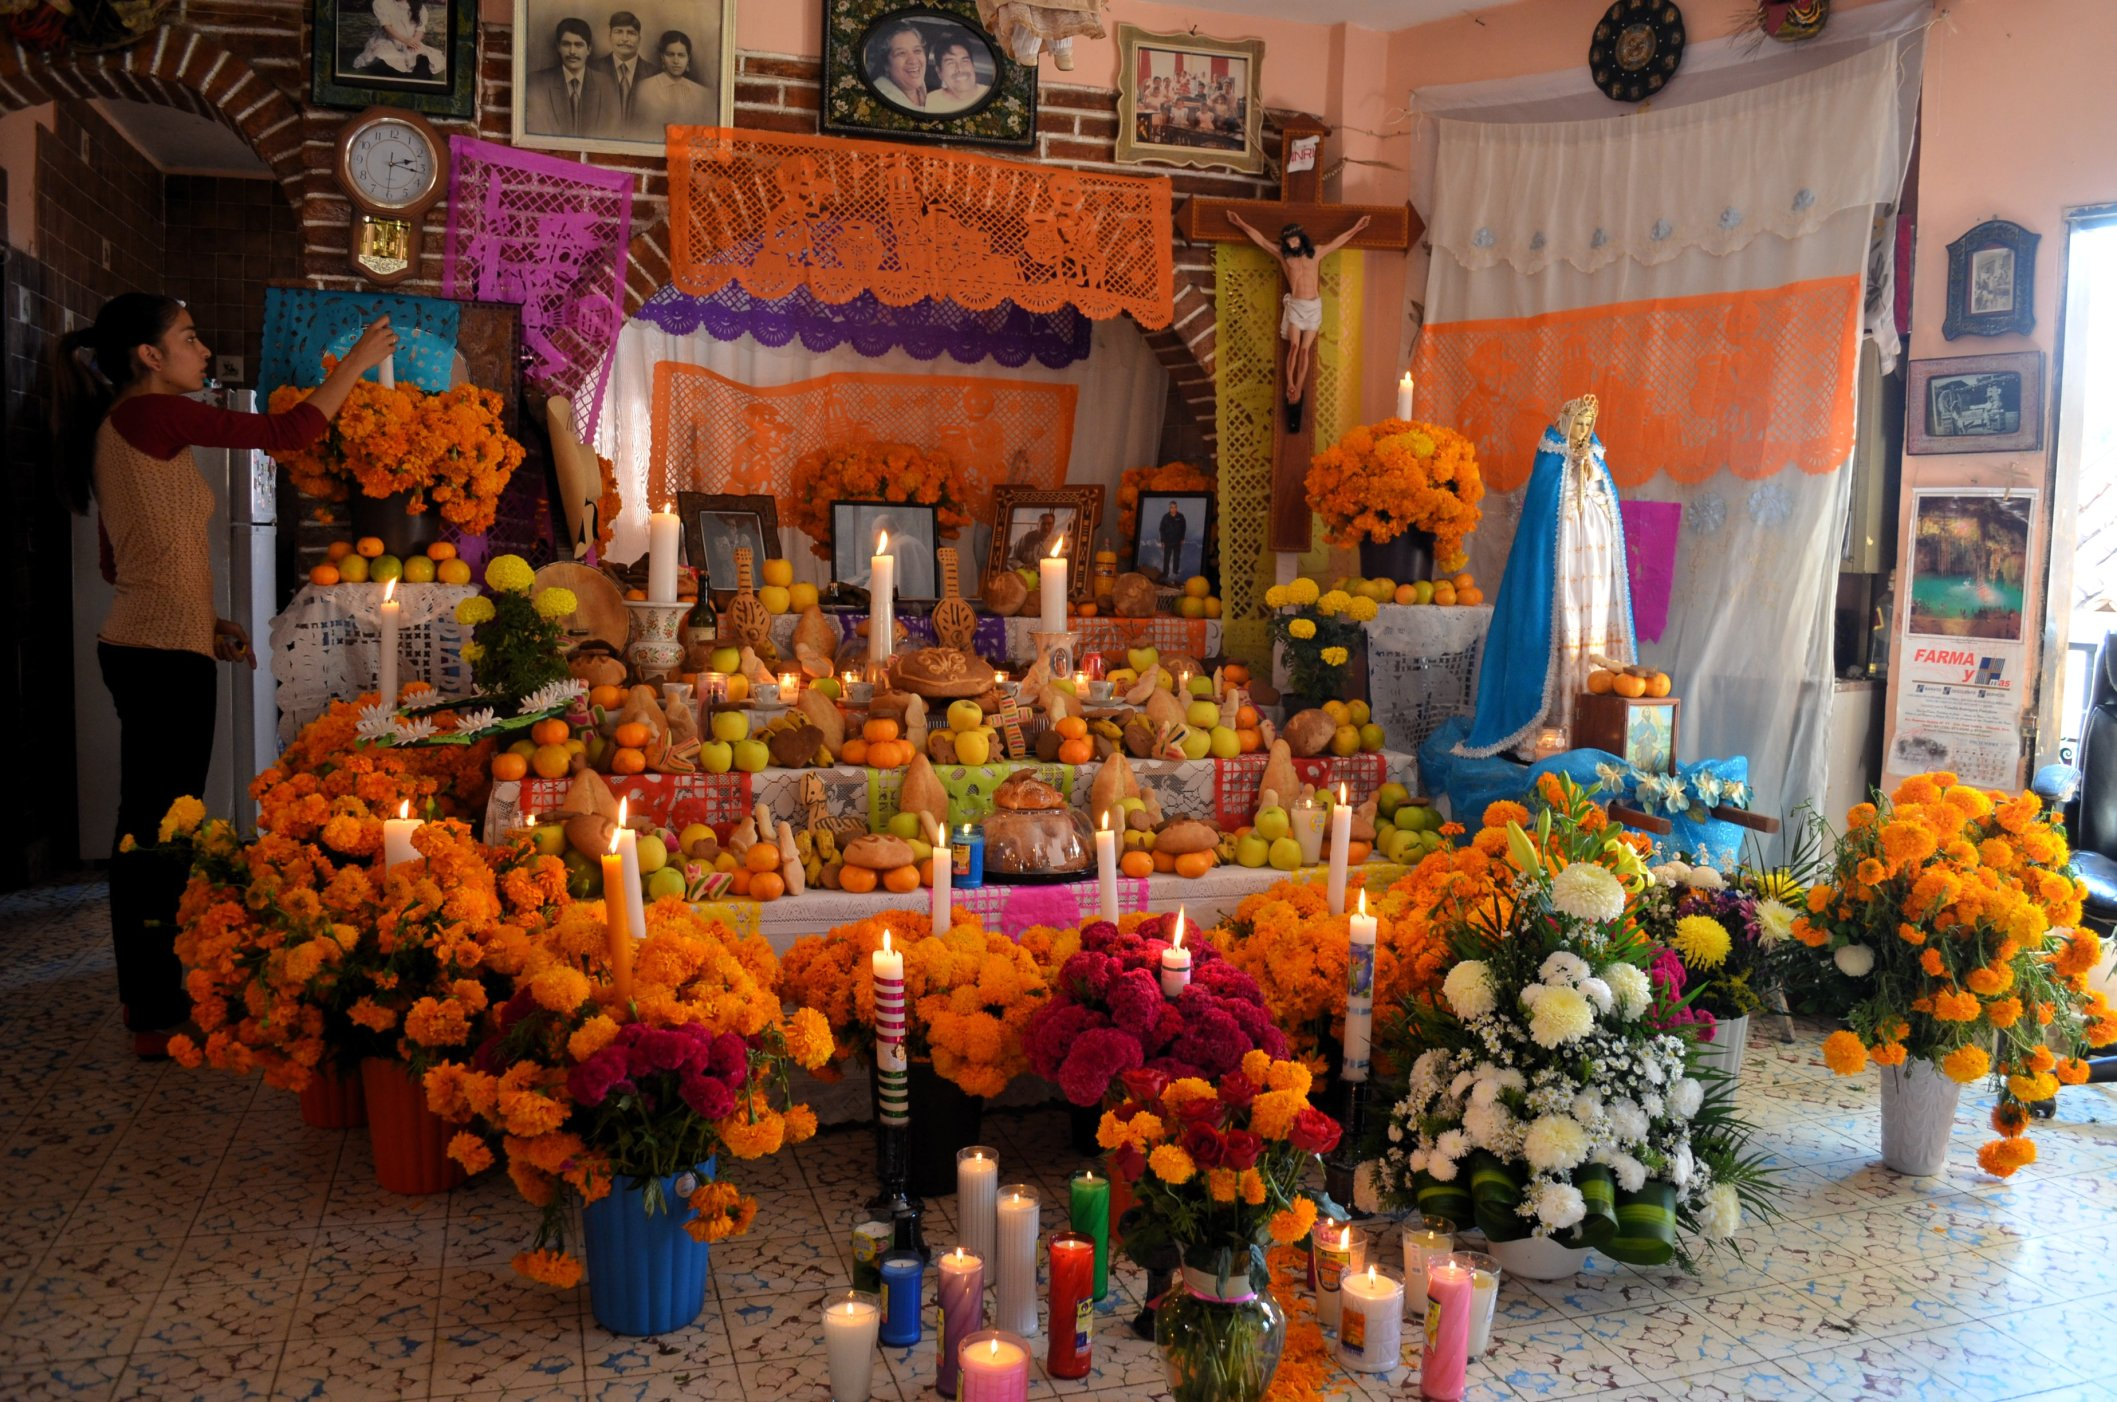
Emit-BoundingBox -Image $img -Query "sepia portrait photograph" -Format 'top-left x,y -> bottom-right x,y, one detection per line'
512,0 -> 734,155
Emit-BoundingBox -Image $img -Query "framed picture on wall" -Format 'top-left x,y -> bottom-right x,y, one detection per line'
312,0 -> 479,118
1129,490 -> 1212,586
821,0 -> 1036,149
1906,351 -> 2045,455
833,501 -> 939,602
511,0 -> 736,156
677,492 -> 780,606
985,484 -> 1102,603
1944,219 -> 2040,340
1114,25 -> 1265,176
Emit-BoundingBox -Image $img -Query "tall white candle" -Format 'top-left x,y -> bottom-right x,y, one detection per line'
1159,907 -> 1191,999
931,819 -> 952,933
648,501 -> 681,604
377,577 -> 401,709
1039,537 -> 1067,635
1395,371 -> 1413,421
613,800 -> 648,950
1466,1258 -> 1500,1356
873,931 -> 909,1127
1344,889 -> 1377,1083
822,1290 -> 881,1402
377,354 -> 395,389
1337,1265 -> 1403,1374
957,1146 -> 999,1270
1327,784 -> 1353,916
381,799 -> 422,873
870,531 -> 896,668
1095,813 -> 1119,924
994,1183 -> 1040,1336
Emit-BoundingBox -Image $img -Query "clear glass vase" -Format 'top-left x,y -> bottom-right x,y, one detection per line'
1155,1263 -> 1287,1402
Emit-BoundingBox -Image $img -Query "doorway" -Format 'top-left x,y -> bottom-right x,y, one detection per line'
2044,211 -> 2117,765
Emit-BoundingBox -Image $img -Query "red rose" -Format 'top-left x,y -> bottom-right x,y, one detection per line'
1182,1124 -> 1225,1168
1288,1107 -> 1342,1156
1112,1143 -> 1146,1181
1221,1129 -> 1262,1170
1173,1094 -> 1226,1128
1217,1070 -> 1256,1109
1121,1068 -> 1171,1105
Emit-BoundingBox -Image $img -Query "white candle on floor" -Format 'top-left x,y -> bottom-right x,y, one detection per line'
957,1146 -> 999,1269
994,1183 -> 1039,1336
1337,1265 -> 1403,1373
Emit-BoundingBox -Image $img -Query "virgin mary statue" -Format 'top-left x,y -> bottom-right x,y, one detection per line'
1456,393 -> 1637,759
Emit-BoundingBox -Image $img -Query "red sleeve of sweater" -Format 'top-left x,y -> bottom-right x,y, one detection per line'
108,394 -> 328,458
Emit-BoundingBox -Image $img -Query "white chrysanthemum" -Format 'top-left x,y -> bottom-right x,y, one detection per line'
1522,1115 -> 1591,1173
355,701 -> 397,742
1671,1143 -> 1695,1189
1435,1129 -> 1469,1161
517,677 -> 587,714
1608,1100 -> 1648,1143
1684,865 -> 1726,890
1609,1152 -> 1647,1193
1412,1049 -> 1446,1085
1528,985 -> 1596,1048
1534,1182 -> 1586,1231
1754,899 -> 1797,946
1539,951 -> 1590,987
1579,977 -> 1614,1014
1388,1122 -> 1404,1144
1443,962 -> 1497,1019
1497,1069 -> 1526,1093
1407,1148 -> 1427,1172
1834,943 -> 1876,977
1427,1153 -> 1460,1182
1519,983 -> 1548,1008
1550,862 -> 1626,923
1571,1091 -> 1603,1124
1462,1102 -> 1515,1152
1668,1078 -> 1704,1120
392,716 -> 437,743
1641,1091 -> 1665,1118
1469,1078 -> 1502,1108
1698,1182 -> 1741,1238
1449,1070 -> 1478,1101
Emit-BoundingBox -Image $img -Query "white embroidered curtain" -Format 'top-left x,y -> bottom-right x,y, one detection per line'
1411,6 -> 1926,842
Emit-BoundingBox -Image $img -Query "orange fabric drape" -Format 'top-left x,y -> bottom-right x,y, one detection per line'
666,126 -> 1174,327
1410,275 -> 1862,491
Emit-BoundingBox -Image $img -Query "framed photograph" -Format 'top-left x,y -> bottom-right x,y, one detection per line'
1944,219 -> 2040,340
1115,25 -> 1265,176
833,501 -> 939,602
822,0 -> 1036,150
677,492 -> 779,606
1905,488 -> 2034,641
511,0 -> 735,156
985,484 -> 1103,604
1907,351 -> 2045,455
1130,491 -> 1212,586
312,0 -> 478,118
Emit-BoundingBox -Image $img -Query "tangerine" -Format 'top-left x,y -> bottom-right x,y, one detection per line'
1645,672 -> 1673,698
1119,850 -> 1154,879
588,684 -> 624,710
1613,673 -> 1648,699
425,541 -> 458,561
1152,850 -> 1177,874
882,864 -> 921,894
1586,670 -> 1616,695
1076,601 -> 1099,618
531,717 -> 570,745
745,842 -> 783,873
613,721 -> 652,749
530,743 -> 572,779
1223,662 -> 1251,686
1452,571 -> 1476,591
1056,737 -> 1094,765
491,753 -> 528,781
841,738 -> 871,766
355,536 -> 385,558
839,865 -> 879,894
728,868 -> 752,896
1174,851 -> 1214,879
1457,586 -> 1485,606
1055,716 -> 1088,741
325,540 -> 354,562
749,871 -> 784,902
309,563 -> 340,586
611,747 -> 647,774
863,718 -> 900,743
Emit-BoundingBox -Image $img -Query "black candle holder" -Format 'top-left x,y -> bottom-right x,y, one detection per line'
866,1120 -> 930,1260
1323,1075 -> 1372,1209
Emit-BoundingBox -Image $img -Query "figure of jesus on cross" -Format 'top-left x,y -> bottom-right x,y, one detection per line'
1225,211 -> 1371,432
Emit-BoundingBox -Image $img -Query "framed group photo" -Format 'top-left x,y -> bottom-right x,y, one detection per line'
986,484 -> 1102,603
1944,219 -> 2040,341
833,501 -> 940,602
1907,351 -> 2045,456
312,0 -> 479,117
1114,25 -> 1265,175
1130,490 -> 1211,586
511,0 -> 735,156
677,492 -> 780,605
822,0 -> 1036,149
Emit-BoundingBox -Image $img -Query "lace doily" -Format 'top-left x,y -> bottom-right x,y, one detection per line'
635,283 -> 1094,370
257,288 -> 460,403
267,583 -> 479,742
1363,604 -> 1493,786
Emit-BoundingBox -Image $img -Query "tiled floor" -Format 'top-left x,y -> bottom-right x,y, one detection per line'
4,878 -> 2116,1401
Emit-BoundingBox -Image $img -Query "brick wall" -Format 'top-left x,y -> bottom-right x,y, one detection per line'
164,173 -> 303,381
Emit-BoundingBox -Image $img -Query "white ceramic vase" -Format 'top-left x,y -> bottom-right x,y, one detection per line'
1878,1057 -> 1963,1177
1694,1015 -> 1751,1079
1486,1234 -> 1590,1281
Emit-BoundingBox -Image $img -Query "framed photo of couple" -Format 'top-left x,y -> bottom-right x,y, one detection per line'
822,0 -> 1038,149
510,0 -> 736,155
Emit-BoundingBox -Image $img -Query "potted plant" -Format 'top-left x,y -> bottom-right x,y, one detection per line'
1261,577 -> 1374,711
1632,857 -> 1791,1077
1305,418 -> 1483,583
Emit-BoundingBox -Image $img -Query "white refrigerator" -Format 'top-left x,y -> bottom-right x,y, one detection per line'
73,388 -> 280,858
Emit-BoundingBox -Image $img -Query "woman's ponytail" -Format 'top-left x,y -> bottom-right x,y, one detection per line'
49,292 -> 183,515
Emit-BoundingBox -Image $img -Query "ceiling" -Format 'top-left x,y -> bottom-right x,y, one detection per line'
92,98 -> 270,178
1167,0 -> 1522,30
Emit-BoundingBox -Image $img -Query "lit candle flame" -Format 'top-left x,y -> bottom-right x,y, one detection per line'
1099,810 -> 1110,832
1172,906 -> 1187,949
397,799 -> 410,819
1357,888 -> 1368,917
1048,535 -> 1065,559
608,826 -> 623,855
882,929 -> 892,954
383,577 -> 397,603
877,529 -> 890,554
988,1339 -> 999,1359
525,813 -> 536,828
618,797 -> 629,827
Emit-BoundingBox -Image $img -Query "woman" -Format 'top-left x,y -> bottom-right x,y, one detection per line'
54,294 -> 396,1055
634,30 -> 715,133
352,0 -> 446,79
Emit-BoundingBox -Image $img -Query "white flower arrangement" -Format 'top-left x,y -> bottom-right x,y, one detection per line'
1550,863 -> 1625,924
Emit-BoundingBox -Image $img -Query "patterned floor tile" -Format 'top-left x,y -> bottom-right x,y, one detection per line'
1598,1359 -> 1817,1401
1885,1320 -> 2088,1396
1775,1337 -> 1940,1400
1568,1299 -> 1768,1382
0,1355 -> 127,1401
272,1329 -> 435,1400
115,1341 -> 283,1400
428,1318 -> 587,1397
1480,1319 -> 1650,1397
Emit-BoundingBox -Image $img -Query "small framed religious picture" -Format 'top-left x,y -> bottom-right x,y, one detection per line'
1114,25 -> 1266,176
312,0 -> 479,118
833,501 -> 940,602
1944,219 -> 2039,340
1129,490 -> 1213,587
822,0 -> 1036,150
677,492 -> 780,606
986,485 -> 1103,603
511,0 -> 736,156
1906,351 -> 2045,455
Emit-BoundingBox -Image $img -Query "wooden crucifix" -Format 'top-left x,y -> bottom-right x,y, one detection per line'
1177,115 -> 1423,552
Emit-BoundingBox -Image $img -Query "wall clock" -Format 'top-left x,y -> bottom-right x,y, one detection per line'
1590,0 -> 1686,103
334,107 -> 449,285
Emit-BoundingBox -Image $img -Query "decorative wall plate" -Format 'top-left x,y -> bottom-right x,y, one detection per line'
1760,0 -> 1830,42
1590,0 -> 1686,103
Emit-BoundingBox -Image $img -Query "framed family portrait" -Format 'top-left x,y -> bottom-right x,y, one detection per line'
822,0 -> 1037,150
511,0 -> 735,156
1906,351 -> 2046,456
1944,219 -> 2040,340
312,0 -> 478,118
1115,25 -> 1265,176
677,492 -> 779,605
986,485 -> 1103,604
1131,491 -> 1212,586
833,502 -> 940,602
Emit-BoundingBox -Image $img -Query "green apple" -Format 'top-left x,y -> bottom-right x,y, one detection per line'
1412,580 -> 1435,606
646,866 -> 687,901
732,738 -> 770,773
1155,672 -> 1176,692
679,822 -> 715,856
1119,796 -> 1147,816
1016,567 -> 1037,588
811,676 -> 841,699
402,555 -> 437,584
532,822 -> 567,857
908,838 -> 933,862
709,646 -> 743,673
1178,727 -> 1212,761
1127,646 -> 1159,673
711,710 -> 749,743
1208,726 -> 1241,760
887,811 -> 925,841
947,700 -> 984,732
336,553 -> 369,584
700,740 -> 733,774
1383,828 -> 1418,864
954,730 -> 991,765
1402,803 -> 1441,833
369,554 -> 403,584
1375,782 -> 1409,820
1268,836 -> 1304,871
1252,805 -> 1290,842
1419,828 -> 1445,853
1358,723 -> 1387,752
634,833 -> 668,874
1187,674 -> 1215,697
1235,833 -> 1270,868
1185,699 -> 1220,729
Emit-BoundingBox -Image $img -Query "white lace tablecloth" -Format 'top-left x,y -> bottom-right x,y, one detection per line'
765,611 -> 1222,666
268,583 -> 480,742
1363,604 -> 1493,792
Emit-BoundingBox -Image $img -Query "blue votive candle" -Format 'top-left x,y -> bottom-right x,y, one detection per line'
954,824 -> 985,888
878,1249 -> 925,1347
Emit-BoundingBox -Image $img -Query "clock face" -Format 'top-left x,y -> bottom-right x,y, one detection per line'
345,119 -> 438,211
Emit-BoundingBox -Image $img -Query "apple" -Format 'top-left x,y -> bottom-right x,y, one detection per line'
1252,805 -> 1290,842
709,646 -> 742,673
810,677 -> 841,700
634,833 -> 668,874
1178,728 -> 1212,761
947,700 -> 983,732
1268,836 -> 1304,871
1185,700 -> 1220,729
700,741 -> 733,774
647,866 -> 687,901
1119,796 -> 1147,816
1375,782 -> 1409,819
1016,567 -> 1038,588
679,822 -> 715,856
954,730 -> 991,765
1412,580 -> 1436,606
1125,828 -> 1152,851
1235,833 -> 1270,868
724,674 -> 750,703
711,710 -> 749,743
789,582 -> 820,612
732,738 -> 770,773
1187,674 -> 1215,698
887,811 -> 925,841
1358,723 -> 1387,753
1106,668 -> 1138,691
532,823 -> 568,857
509,737 -> 539,759
1127,646 -> 1159,673
1383,828 -> 1418,864
1155,672 -> 1176,692
907,838 -> 933,863
762,558 -> 794,588
759,585 -> 792,614
1330,724 -> 1361,758
1208,726 -> 1241,760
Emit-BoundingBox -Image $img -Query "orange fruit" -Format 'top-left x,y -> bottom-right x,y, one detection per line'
1586,670 -> 1615,695
916,858 -> 934,888
588,684 -> 624,710
491,752 -> 528,781
1236,727 -> 1262,754
1152,850 -> 1177,874
883,864 -> 921,894
531,717 -> 570,745
1431,583 -> 1458,606
613,721 -> 652,749
425,541 -> 458,561
1057,737 -> 1094,766
1056,716 -> 1088,741
839,865 -> 879,894
1347,841 -> 1371,865
863,718 -> 900,744
309,562 -> 340,586
611,747 -> 647,774
729,868 -> 751,896
1234,706 -> 1259,729
1613,673 -> 1648,699
1645,672 -> 1672,698
745,842 -> 782,873
1076,601 -> 1098,618
841,738 -> 870,766
1457,586 -> 1485,607
530,743 -> 572,779
1119,850 -> 1154,878
1224,663 -> 1251,686
624,588 -> 647,601
325,540 -> 354,562
355,536 -> 385,558
1175,851 -> 1214,879
749,871 -> 785,902
1452,572 -> 1475,591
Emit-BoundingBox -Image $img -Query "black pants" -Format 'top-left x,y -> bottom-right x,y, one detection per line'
99,641 -> 216,1030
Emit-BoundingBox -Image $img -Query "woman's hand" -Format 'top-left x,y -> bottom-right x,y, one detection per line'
347,317 -> 400,373
214,618 -> 255,668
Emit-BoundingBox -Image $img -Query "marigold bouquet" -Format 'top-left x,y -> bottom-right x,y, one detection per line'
1118,460 -> 1214,544
778,911 -> 1050,1097
1260,575 -> 1370,700
785,441 -> 972,559
453,553 -> 576,704
250,700 -> 495,853
1375,775 -> 1776,1266
1022,913 -> 1288,1107
269,361 -> 526,535
1305,418 -> 1483,570
425,898 -> 833,1286
1792,772 -> 2113,1177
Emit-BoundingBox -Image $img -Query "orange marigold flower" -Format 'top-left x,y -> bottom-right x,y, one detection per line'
511,1248 -> 582,1288
1920,948 -> 1947,977
1984,996 -> 2024,1029
1939,1043 -> 1990,1083
1965,965 -> 2008,997
1820,1029 -> 1868,1075
1482,800 -> 1530,830
1976,1136 -> 2037,1178
447,1132 -> 494,1175
1930,988 -> 1981,1022
2027,1044 -> 2056,1073
1871,1041 -> 1909,1067
1807,885 -> 1835,914
2053,928 -> 2103,979
1267,1196 -> 1319,1246
1847,802 -> 1878,828
1992,1102 -> 2031,1136
2055,1057 -> 2091,1085
1897,922 -> 1927,946
2007,1071 -> 2059,1102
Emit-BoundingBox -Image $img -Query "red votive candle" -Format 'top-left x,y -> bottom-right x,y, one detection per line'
1046,1230 -> 1096,1379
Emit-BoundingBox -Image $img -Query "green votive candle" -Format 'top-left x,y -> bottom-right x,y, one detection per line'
1069,1167 -> 1110,1300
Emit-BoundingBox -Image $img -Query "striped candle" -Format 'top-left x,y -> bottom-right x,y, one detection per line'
873,930 -> 909,1127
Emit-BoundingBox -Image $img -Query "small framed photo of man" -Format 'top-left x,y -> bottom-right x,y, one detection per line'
1906,351 -> 2046,455
313,0 -> 477,117
822,0 -> 1036,149
833,502 -> 940,602
512,0 -> 735,156
985,485 -> 1102,603
1115,25 -> 1266,176
1131,491 -> 1212,586
677,492 -> 780,606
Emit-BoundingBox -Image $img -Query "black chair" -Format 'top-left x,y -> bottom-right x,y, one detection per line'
2030,629 -> 2117,1095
